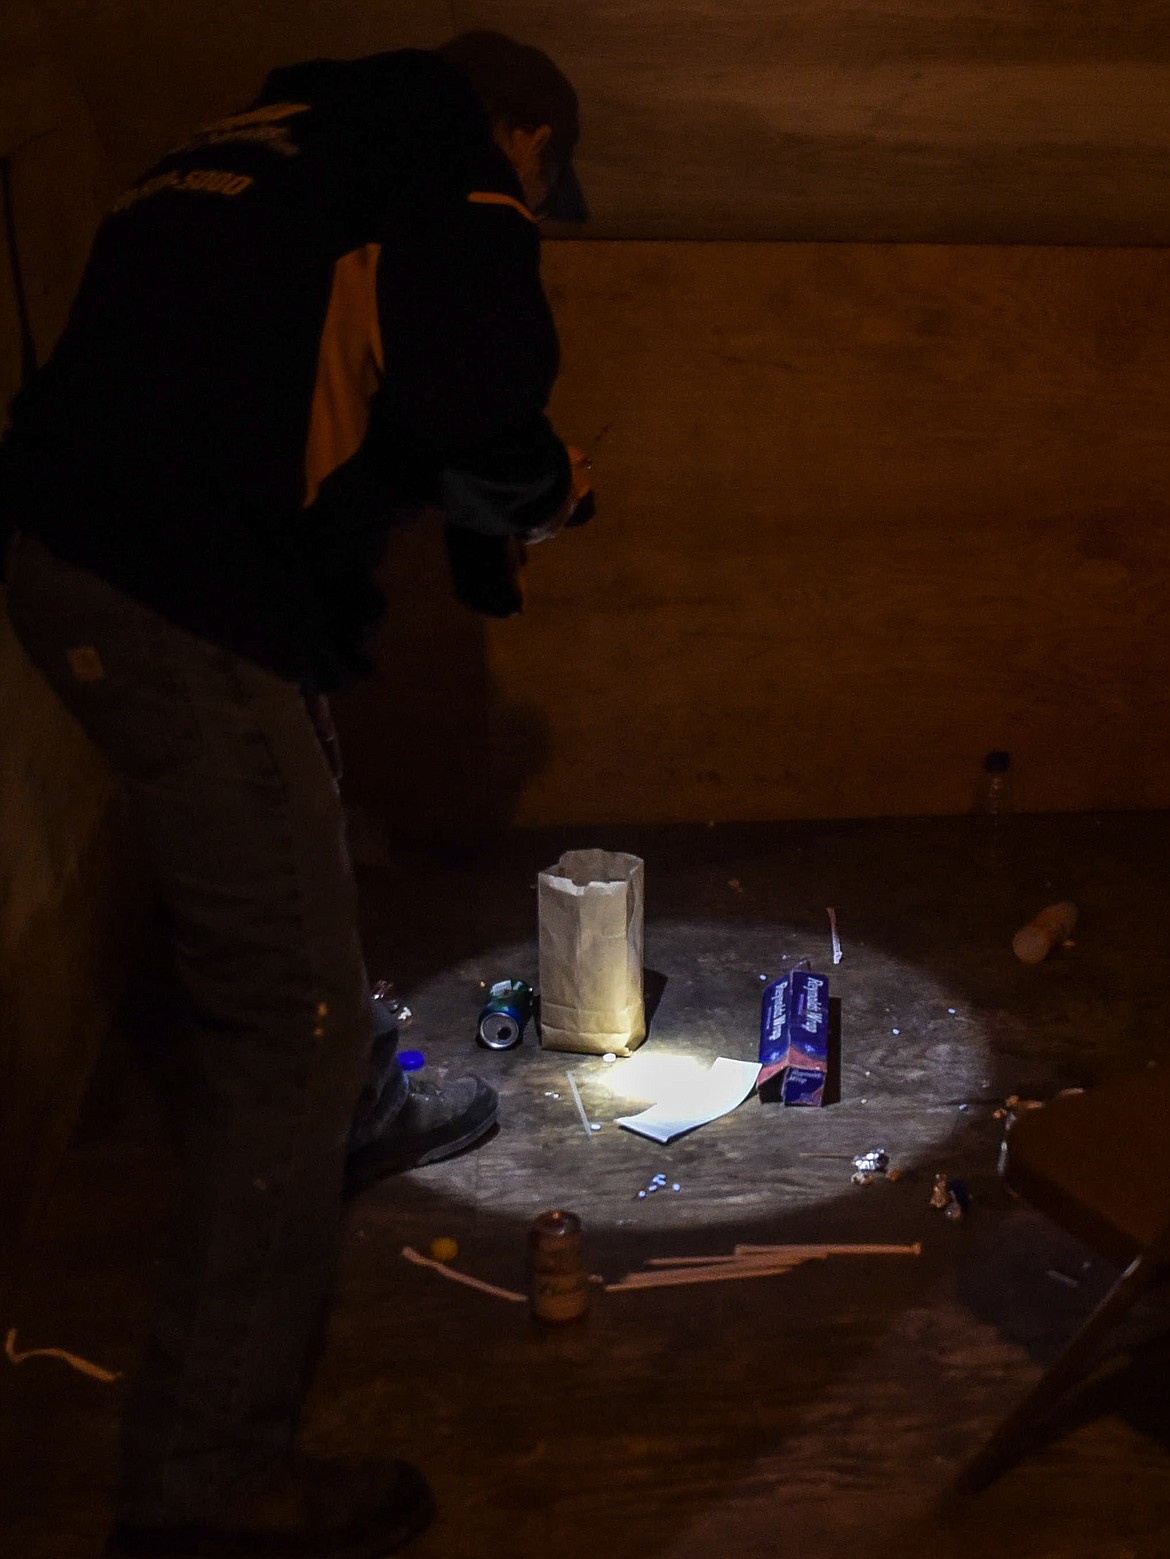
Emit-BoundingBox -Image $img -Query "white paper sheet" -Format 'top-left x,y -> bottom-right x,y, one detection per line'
615,1057 -> 762,1144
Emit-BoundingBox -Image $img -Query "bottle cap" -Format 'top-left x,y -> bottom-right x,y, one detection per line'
398,1049 -> 426,1072
984,750 -> 1011,773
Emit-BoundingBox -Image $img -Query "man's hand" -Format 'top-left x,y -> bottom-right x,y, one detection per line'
526,445 -> 593,543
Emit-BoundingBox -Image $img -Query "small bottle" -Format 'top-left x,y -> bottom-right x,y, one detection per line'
1012,902 -> 1078,964
973,750 -> 1013,815
526,1210 -> 589,1323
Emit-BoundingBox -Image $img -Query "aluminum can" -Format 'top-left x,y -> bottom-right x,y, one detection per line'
476,978 -> 534,1050
526,1209 -> 589,1322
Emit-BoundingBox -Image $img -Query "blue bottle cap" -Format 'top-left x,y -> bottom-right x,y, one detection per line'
398,1049 -> 426,1072
984,750 -> 1011,773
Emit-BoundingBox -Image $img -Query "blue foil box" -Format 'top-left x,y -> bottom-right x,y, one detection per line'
758,974 -> 791,1070
757,968 -> 830,1106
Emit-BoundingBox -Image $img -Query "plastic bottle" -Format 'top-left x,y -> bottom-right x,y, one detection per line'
973,750 -> 1013,815
1012,902 -> 1078,964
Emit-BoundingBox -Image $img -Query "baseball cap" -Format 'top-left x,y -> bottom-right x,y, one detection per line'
436,30 -> 588,223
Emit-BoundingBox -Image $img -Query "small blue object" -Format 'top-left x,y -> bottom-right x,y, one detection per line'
398,1050 -> 426,1072
759,967 -> 831,1108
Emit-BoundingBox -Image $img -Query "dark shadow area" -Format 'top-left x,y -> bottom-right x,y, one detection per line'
953,1198 -> 1170,1484
1059,1320 -> 1170,1455
329,517 -> 494,850
643,966 -> 668,1033
822,992 -> 843,1106
330,516 -> 554,857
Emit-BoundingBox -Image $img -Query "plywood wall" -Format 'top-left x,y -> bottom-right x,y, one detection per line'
37,0 -> 450,186
478,239 -> 1170,825
40,0 -> 1170,243
483,0 -> 1170,242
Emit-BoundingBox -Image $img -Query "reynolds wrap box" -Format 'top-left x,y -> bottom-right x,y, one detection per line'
757,966 -> 830,1106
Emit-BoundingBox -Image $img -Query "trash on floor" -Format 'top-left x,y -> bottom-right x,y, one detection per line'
1012,901 -> 1078,964
827,906 -> 843,964
800,1150 -> 899,1183
4,1328 -> 121,1382
605,1240 -> 921,1292
615,1057 -> 761,1144
994,1093 -> 1045,1120
634,1173 -> 683,1200
757,965 -> 830,1106
476,978 -> 535,1050
930,1174 -> 971,1221
527,1209 -> 590,1322
945,1184 -> 970,1220
566,1070 -> 600,1136
371,980 -> 413,1027
401,1246 -> 525,1303
538,849 -> 646,1055
1046,1267 -> 1081,1288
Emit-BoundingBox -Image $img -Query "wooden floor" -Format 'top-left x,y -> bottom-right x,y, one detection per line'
5,814 -> 1170,1558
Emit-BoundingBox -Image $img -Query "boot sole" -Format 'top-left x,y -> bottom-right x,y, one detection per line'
343,1104 -> 498,1196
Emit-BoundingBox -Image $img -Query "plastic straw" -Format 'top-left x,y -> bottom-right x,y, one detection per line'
401,1246 -> 526,1303
566,1070 -> 596,1137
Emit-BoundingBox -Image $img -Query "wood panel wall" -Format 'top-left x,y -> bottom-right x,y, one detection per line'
489,0 -> 1170,243
478,239 -> 1170,825
41,0 -> 1170,243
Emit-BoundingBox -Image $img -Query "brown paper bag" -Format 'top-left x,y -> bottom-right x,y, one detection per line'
538,850 -> 646,1056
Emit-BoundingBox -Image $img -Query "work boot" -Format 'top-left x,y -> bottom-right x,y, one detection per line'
105,1455 -> 434,1558
344,1073 -> 498,1197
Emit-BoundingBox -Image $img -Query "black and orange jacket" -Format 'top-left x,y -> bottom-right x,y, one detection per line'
0,50 -> 571,686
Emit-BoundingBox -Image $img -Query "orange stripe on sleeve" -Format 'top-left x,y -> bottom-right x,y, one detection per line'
467,191 -> 537,223
303,244 -> 385,507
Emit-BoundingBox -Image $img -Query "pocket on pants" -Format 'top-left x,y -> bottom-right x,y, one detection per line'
6,540 -> 204,785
